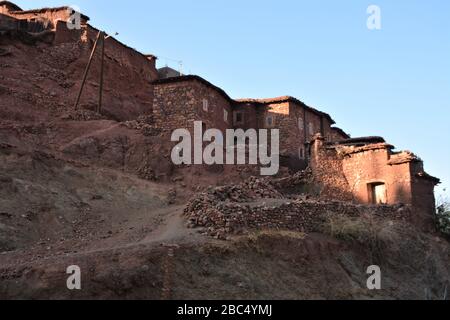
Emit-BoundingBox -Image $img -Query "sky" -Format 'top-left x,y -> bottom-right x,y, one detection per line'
13,0 -> 450,200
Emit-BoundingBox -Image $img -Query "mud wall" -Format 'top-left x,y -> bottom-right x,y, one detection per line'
53,22 -> 158,121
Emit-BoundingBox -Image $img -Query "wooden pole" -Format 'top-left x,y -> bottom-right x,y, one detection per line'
73,31 -> 101,110
97,31 -> 105,114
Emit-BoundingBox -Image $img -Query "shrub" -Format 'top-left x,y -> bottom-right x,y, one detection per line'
436,206 -> 450,236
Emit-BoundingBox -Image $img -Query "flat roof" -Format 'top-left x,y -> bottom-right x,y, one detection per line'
9,5 -> 90,22
237,96 -> 336,125
152,75 -> 234,103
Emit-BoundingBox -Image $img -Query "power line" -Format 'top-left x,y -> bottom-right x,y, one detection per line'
155,54 -> 184,75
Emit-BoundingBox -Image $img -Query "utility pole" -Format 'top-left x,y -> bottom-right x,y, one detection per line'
74,30 -> 101,110
179,61 -> 183,76
98,31 -> 105,114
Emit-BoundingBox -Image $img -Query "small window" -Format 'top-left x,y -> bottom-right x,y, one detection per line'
234,112 -> 243,125
266,115 -> 274,127
224,109 -> 228,123
202,99 -> 209,112
299,147 -> 305,159
298,118 -> 304,131
308,122 -> 314,135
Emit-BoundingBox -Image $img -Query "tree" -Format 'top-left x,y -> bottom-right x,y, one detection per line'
436,189 -> 450,236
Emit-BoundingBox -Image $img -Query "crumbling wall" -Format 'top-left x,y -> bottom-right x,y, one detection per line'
309,136 -> 354,201
4,7 -> 88,30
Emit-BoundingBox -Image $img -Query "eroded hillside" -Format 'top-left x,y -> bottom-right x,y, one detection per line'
0,30 -> 449,300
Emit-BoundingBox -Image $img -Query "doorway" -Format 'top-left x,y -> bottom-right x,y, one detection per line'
368,182 -> 387,204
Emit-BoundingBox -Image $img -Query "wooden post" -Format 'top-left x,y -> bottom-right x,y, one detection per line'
73,31 -> 101,110
97,31 -> 105,114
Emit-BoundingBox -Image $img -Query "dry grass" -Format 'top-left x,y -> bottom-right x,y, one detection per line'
322,214 -> 386,261
246,229 -> 307,242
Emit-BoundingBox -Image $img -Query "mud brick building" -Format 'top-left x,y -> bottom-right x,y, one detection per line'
0,2 -> 440,216
310,135 -> 439,221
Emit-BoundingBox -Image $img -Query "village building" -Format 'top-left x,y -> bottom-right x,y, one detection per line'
158,66 -> 183,79
310,135 -> 439,221
0,1 -> 440,217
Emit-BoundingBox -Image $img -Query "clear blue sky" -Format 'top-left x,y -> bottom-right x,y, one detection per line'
15,0 -> 450,198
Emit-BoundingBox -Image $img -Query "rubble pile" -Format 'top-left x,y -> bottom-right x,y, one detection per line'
272,169 -> 313,192
184,174 -> 412,239
60,109 -> 105,121
121,115 -> 162,136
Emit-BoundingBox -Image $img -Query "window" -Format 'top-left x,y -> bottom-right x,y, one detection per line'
308,122 -> 314,136
266,115 -> 274,127
224,109 -> 228,123
202,99 -> 209,112
298,117 -> 304,131
234,112 -> 243,125
299,147 -> 305,159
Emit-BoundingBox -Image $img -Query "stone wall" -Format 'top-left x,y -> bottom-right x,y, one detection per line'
253,101 -> 331,164
153,78 -> 233,135
184,175 -> 411,239
232,102 -> 260,130
259,102 -> 300,156
331,127 -> 350,142
305,108 -> 323,142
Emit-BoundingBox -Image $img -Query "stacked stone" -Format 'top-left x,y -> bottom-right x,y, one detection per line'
272,168 -> 313,190
184,174 -> 412,239
121,115 -> 163,136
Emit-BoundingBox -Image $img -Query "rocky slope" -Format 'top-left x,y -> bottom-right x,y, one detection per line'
0,32 -> 449,300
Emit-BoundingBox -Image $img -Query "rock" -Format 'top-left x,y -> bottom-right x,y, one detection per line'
91,194 -> 103,200
0,212 -> 12,219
